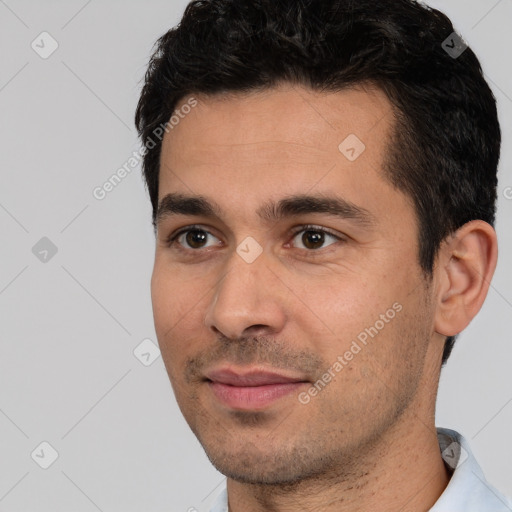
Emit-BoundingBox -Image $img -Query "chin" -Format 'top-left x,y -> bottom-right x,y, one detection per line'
199,436 -> 330,486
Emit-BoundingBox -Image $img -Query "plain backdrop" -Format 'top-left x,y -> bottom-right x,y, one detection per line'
0,0 -> 511,510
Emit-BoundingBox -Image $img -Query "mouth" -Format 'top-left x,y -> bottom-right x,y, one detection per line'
204,367 -> 310,410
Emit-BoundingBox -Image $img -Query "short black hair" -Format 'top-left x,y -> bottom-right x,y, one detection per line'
135,0 -> 501,366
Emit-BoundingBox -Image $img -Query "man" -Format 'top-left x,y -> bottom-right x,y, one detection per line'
135,0 -> 511,510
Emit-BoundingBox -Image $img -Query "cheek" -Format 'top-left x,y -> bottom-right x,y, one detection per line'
350,289 -> 430,382
151,258 -> 204,322
300,277 -> 388,343
303,270 -> 422,376
314,297 -> 429,423
151,263 -> 207,365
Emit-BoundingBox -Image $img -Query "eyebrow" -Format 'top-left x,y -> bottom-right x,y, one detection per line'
155,192 -> 376,228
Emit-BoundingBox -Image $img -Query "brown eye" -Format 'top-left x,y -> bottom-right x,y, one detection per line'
291,227 -> 340,250
170,228 -> 221,250
302,231 -> 325,249
185,229 -> 208,249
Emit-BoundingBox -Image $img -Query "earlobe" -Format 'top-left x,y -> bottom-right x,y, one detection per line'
434,220 -> 498,337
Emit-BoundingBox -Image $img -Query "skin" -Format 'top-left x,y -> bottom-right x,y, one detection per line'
151,83 -> 497,512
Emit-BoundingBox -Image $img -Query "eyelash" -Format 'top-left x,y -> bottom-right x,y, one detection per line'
165,224 -> 345,253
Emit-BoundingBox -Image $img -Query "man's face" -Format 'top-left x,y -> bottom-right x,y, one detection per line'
152,84 -> 440,484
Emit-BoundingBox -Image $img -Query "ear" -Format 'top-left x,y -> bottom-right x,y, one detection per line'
434,220 -> 498,337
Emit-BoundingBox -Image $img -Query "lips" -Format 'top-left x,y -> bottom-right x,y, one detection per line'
206,368 -> 306,386
204,367 -> 309,410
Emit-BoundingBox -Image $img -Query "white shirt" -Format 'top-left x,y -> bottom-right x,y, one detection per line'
209,427 -> 512,511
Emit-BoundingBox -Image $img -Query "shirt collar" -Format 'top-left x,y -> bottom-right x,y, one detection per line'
432,427 -> 512,511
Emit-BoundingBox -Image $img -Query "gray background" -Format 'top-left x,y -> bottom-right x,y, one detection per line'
0,0 -> 511,510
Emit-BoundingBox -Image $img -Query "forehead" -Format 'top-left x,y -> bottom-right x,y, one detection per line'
158,84 -> 402,225
162,83 -> 393,166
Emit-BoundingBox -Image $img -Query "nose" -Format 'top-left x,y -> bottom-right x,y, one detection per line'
204,250 -> 287,340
